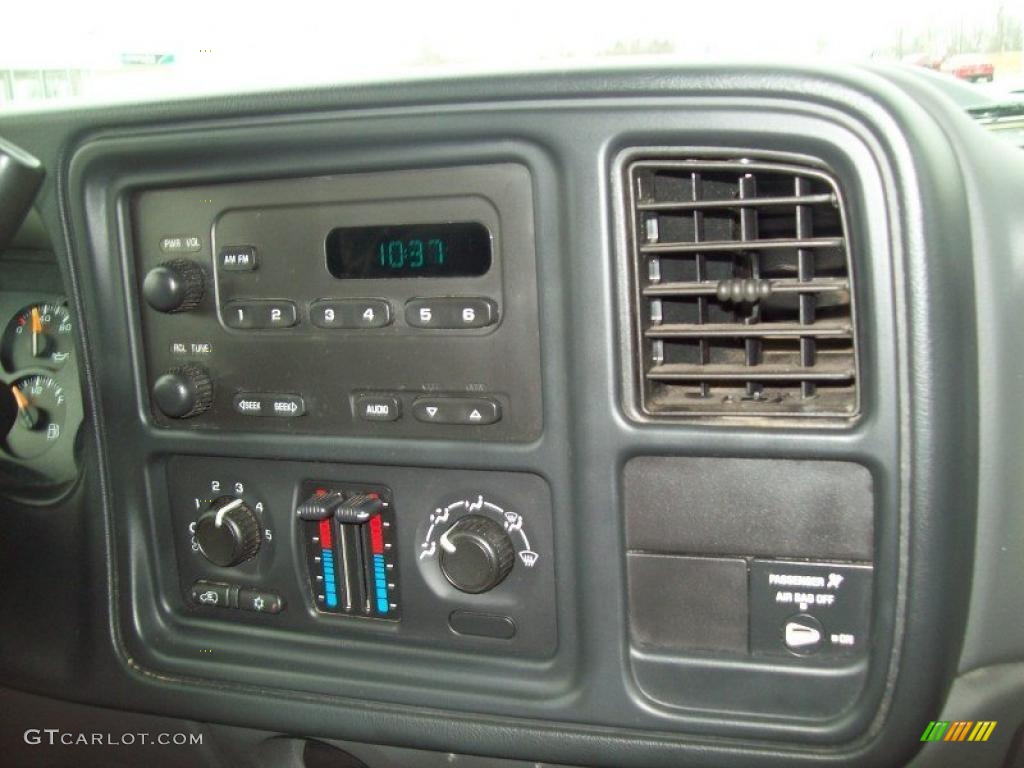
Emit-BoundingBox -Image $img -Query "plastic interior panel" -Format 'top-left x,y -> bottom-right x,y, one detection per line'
75,101 -> 908,743
165,455 -> 558,659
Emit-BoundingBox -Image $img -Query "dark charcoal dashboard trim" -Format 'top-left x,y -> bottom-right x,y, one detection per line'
0,65 -> 979,768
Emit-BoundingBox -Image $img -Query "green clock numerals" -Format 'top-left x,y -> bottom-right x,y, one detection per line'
377,238 -> 446,270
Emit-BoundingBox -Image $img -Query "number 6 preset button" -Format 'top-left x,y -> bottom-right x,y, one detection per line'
405,297 -> 496,329
310,299 -> 391,329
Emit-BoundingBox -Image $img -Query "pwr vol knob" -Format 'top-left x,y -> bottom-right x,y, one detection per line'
195,497 -> 262,567
143,259 -> 205,313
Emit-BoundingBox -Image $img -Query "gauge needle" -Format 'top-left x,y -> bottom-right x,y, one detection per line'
30,306 -> 43,357
11,385 -> 39,429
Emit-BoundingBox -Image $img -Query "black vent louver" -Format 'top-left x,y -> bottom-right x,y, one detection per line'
626,156 -> 859,419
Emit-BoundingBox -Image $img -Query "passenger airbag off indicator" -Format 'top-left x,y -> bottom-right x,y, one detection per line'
749,559 -> 872,658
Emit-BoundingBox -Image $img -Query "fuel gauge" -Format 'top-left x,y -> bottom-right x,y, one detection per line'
5,375 -> 66,459
1,302 -> 74,371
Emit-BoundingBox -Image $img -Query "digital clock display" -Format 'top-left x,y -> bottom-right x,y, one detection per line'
325,222 -> 492,279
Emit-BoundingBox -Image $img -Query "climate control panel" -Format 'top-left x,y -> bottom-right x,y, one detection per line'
166,456 -> 556,655
131,164 -> 542,441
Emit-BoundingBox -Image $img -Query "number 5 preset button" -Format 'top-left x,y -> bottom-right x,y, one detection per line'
405,297 -> 496,329
309,299 -> 391,329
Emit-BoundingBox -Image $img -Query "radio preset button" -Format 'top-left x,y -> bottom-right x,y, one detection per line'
219,245 -> 258,271
355,393 -> 402,422
412,397 -> 501,425
223,300 -> 298,329
310,299 -> 391,329
405,298 -> 496,329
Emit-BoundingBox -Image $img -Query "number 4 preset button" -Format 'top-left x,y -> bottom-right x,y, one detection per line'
310,299 -> 391,329
405,298 -> 496,329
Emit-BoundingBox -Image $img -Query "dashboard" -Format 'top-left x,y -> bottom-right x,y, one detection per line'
0,65 -> 1022,768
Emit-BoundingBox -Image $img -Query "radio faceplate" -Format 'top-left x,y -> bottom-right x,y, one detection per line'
132,164 -> 541,440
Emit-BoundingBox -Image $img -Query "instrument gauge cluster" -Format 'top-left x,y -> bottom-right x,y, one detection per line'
0,293 -> 83,488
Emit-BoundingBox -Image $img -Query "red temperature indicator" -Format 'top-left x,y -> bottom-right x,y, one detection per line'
369,515 -> 384,554
318,518 -> 333,548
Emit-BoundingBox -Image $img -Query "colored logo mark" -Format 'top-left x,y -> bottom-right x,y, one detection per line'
921,721 -> 997,742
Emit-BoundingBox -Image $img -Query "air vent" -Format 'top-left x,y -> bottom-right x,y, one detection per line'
625,155 -> 859,420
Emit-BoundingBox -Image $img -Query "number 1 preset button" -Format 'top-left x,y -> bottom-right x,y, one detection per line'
405,297 -> 497,329
223,300 -> 298,329
310,299 -> 392,329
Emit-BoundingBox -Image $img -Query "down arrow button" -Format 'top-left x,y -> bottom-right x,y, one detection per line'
412,397 -> 501,425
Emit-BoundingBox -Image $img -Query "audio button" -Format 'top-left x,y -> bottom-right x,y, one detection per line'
355,393 -> 401,422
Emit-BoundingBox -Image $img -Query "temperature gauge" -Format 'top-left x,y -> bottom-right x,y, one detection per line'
5,375 -> 66,459
1,302 -> 74,371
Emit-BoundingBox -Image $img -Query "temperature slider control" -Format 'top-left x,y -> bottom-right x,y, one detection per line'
299,483 -> 400,619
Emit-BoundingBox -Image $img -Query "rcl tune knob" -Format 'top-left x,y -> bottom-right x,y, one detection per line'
195,496 -> 262,567
152,364 -> 213,419
143,259 -> 205,313
439,514 -> 515,594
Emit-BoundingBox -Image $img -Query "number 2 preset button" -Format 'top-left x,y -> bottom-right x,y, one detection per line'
405,298 -> 496,329
310,299 -> 391,329
223,300 -> 297,329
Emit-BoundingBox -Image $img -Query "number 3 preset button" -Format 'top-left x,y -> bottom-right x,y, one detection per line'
405,298 -> 496,329
310,299 -> 391,329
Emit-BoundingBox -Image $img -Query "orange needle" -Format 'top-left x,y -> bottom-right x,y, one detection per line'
11,385 -> 29,411
30,307 -> 43,357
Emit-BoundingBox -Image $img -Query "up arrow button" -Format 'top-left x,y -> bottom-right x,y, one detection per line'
412,397 -> 501,425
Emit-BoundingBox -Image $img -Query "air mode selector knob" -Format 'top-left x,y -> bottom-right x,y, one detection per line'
439,514 -> 515,594
195,496 -> 262,567
152,364 -> 213,419
143,259 -> 205,313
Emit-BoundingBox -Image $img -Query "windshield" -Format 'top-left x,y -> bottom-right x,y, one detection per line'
3,0 -> 1022,112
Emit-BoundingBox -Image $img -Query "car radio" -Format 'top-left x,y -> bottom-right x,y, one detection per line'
130,164 -> 542,440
